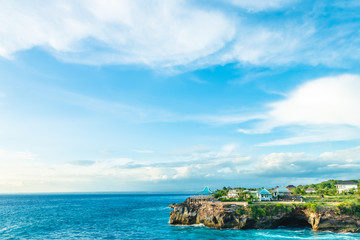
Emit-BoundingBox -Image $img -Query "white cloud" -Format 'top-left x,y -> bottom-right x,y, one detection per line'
221,143 -> 237,153
242,74 -> 360,145
1,0 -> 360,72
320,146 -> 360,163
268,74 -> 360,128
227,25 -> 313,66
172,166 -> 191,179
2,145 -> 360,192
0,0 -> 235,67
260,152 -> 312,169
0,148 -> 36,161
255,147 -> 360,180
1,1 -> 358,69
0,144 -> 251,192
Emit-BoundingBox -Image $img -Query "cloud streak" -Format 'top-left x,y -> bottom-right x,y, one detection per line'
0,0 -> 235,68
2,145 -> 360,192
228,0 -> 298,12
1,1 -> 360,70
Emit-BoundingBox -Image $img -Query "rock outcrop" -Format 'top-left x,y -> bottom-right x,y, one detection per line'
169,199 -> 360,233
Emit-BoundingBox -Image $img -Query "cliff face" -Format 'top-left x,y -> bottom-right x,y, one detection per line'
169,199 -> 360,233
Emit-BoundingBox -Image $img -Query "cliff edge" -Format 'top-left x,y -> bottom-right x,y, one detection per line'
169,199 -> 360,233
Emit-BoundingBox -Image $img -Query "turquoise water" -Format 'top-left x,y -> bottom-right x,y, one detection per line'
0,194 -> 359,239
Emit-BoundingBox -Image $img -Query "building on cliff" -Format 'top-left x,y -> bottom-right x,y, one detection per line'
273,186 -> 291,200
227,189 -> 240,198
335,181 -> 358,193
256,188 -> 272,201
305,187 -> 316,193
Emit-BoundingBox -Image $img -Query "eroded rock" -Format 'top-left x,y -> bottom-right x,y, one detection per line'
169,198 -> 360,233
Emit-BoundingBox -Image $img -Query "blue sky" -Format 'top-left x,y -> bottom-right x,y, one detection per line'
1,0 -> 360,193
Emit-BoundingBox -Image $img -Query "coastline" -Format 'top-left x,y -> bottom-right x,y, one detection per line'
169,198 -> 360,233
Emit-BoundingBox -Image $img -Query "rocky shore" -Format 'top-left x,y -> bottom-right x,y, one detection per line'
169,198 -> 360,233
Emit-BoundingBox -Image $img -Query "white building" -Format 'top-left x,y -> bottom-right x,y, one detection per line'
227,189 -> 240,198
305,187 -> 316,194
335,181 -> 358,194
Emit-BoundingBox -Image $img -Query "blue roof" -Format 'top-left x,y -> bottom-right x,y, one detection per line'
258,188 -> 271,194
198,186 -> 213,194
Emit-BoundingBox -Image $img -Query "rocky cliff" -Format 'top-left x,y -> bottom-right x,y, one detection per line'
169,199 -> 360,233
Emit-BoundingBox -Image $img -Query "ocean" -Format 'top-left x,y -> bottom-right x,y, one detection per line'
0,194 -> 359,239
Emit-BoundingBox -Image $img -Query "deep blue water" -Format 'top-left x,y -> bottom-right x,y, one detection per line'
0,194 -> 359,239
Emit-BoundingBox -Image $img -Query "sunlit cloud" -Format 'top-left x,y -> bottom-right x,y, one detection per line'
241,74 -> 360,145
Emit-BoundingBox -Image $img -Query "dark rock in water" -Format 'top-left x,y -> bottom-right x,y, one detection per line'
169,198 -> 360,233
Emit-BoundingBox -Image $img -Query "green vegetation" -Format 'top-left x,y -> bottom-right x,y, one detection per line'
239,203 -> 295,219
304,203 -> 320,213
212,188 -> 228,199
297,179 -> 360,197
235,207 -> 246,215
248,205 -> 268,219
336,199 -> 360,218
304,195 -> 359,203
231,201 -> 360,219
219,198 -> 237,202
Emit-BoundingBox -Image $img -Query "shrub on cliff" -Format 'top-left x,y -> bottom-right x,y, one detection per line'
336,200 -> 360,218
270,204 -> 293,215
235,207 -> 246,215
304,203 -> 319,213
220,197 -> 237,202
247,205 -> 268,219
213,189 -> 227,198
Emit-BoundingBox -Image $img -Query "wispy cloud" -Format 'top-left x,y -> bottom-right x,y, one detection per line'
42,85 -> 264,125
132,149 -> 154,154
2,145 -> 360,192
257,125 -> 360,147
184,113 -> 265,125
0,148 -> 36,161
228,0 -> 298,12
0,0 -> 235,68
1,1 -> 360,70
44,88 -> 176,123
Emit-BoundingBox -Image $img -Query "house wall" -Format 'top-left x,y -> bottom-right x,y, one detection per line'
227,190 -> 240,198
258,193 -> 272,201
227,193 -> 239,198
336,184 -> 358,193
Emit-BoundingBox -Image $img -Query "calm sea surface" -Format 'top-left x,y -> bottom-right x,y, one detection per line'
0,194 -> 359,239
